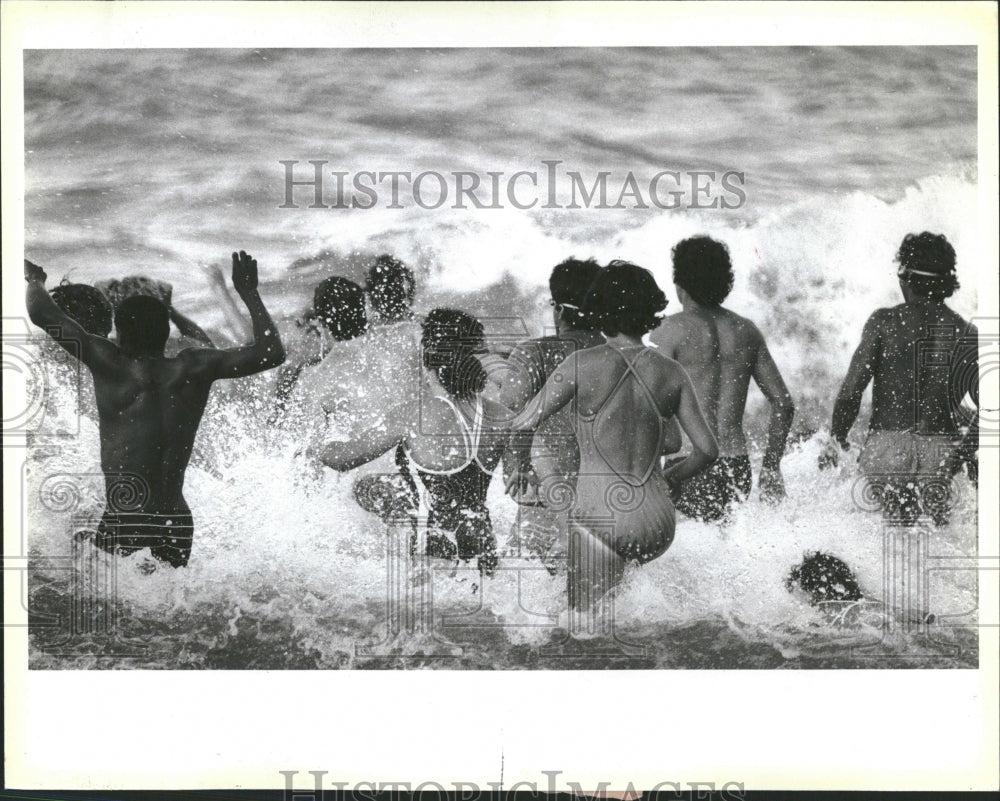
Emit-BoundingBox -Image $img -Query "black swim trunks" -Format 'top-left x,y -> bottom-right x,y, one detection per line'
93,512 -> 194,568
668,455 -> 752,522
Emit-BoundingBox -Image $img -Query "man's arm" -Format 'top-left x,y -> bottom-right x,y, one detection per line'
831,313 -> 880,447
819,312 -> 880,470
184,251 -> 286,380
24,259 -> 120,374
206,262 -> 254,344
750,329 -> 795,500
945,321 -> 980,483
504,351 -> 579,496
664,366 -> 719,486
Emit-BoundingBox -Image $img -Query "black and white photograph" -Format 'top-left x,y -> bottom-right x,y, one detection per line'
3,0 -> 998,792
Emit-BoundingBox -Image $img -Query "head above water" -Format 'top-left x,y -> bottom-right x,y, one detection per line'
549,257 -> 603,331
51,280 -> 113,337
421,308 -> 487,401
786,551 -> 863,606
312,277 -> 368,341
95,275 -> 172,309
365,254 -> 415,322
114,295 -> 170,355
584,260 -> 667,339
671,236 -> 735,308
895,231 -> 959,301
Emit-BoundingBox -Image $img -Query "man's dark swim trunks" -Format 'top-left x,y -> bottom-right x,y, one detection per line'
93,512 -> 194,568
667,455 -> 752,522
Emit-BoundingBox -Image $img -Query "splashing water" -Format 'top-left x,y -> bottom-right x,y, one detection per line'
24,48 -> 980,668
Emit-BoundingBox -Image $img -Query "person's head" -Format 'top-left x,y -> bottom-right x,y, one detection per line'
421,308 -> 487,401
312,277 -> 368,341
584,260 -> 667,338
95,275 -> 172,309
114,295 -> 170,355
50,280 -> 113,337
549,257 -> 603,331
786,551 -> 863,606
365,254 -> 415,322
671,236 -> 735,307
895,232 -> 959,301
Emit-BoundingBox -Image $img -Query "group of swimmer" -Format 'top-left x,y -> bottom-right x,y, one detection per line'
24,229 -> 979,612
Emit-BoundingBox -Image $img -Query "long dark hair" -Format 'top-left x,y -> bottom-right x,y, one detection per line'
421,308 -> 487,401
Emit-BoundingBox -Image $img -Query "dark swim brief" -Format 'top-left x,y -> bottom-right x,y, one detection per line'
667,455 -> 752,522
93,512 -> 194,568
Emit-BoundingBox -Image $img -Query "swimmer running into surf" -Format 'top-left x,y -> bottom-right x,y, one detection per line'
821,232 -> 978,525
313,308 -> 509,573
651,236 -> 795,520
498,257 -> 608,562
25,252 -> 285,567
507,261 -> 718,612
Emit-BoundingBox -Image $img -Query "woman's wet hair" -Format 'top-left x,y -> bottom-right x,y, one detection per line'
50,280 -> 113,337
584,260 -> 667,338
895,232 -> 959,300
421,308 -> 487,401
549,257 -> 603,331
365,254 -> 415,321
114,295 -> 170,353
312,277 -> 368,341
671,236 -> 735,307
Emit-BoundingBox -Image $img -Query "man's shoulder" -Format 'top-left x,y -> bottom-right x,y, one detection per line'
715,308 -> 766,345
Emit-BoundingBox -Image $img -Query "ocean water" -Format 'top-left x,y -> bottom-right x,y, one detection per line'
22,47 -> 980,668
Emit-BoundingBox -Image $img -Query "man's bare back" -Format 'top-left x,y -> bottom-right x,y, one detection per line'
650,236 -> 794,519
832,300 -> 976,440
652,307 -> 768,456
26,252 -> 285,566
824,232 -> 977,525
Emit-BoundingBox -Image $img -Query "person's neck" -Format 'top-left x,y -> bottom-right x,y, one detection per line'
605,333 -> 643,349
682,298 -> 716,314
902,288 -> 941,306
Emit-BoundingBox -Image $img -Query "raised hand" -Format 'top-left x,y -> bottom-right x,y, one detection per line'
231,250 -> 258,295
24,259 -> 47,284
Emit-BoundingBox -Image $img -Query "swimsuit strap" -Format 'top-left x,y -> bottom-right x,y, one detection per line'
577,346 -> 647,421
405,394 -> 479,476
593,346 -> 665,485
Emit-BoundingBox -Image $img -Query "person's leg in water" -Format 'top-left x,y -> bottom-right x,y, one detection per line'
566,519 -> 627,634
93,511 -> 194,568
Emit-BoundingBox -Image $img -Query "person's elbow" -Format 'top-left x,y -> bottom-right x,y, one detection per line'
257,337 -> 286,370
318,445 -> 357,473
697,435 -> 720,464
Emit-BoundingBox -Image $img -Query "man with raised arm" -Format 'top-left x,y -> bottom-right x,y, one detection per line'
821,232 -> 978,525
651,236 -> 795,521
25,251 -> 285,567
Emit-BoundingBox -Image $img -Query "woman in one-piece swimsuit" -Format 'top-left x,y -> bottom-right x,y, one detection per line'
508,261 -> 718,610
316,308 -> 508,574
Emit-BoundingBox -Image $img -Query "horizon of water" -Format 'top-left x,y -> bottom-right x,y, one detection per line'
22,47 -> 981,668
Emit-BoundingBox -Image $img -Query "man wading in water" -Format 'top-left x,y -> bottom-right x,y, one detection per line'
26,251 -> 285,567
